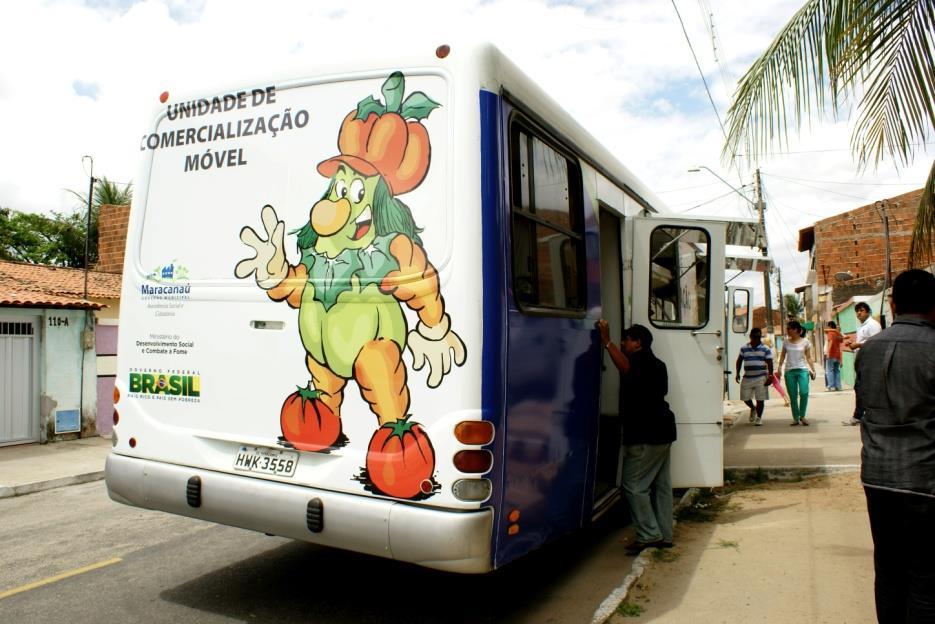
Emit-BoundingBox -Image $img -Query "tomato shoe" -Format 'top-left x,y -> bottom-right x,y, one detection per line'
279,385 -> 341,451
366,416 -> 436,499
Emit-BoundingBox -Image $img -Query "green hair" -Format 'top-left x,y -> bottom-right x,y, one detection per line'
291,176 -> 422,252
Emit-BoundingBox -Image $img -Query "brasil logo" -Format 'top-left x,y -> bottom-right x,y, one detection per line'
129,370 -> 200,398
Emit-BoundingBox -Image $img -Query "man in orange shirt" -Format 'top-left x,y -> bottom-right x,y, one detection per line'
824,321 -> 844,391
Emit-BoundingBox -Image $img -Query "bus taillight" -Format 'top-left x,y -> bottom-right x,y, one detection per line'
454,421 -> 494,445
452,479 -> 491,502
453,450 -> 492,474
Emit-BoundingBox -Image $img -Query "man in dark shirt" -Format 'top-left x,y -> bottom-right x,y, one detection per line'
597,320 -> 676,555
855,269 -> 935,622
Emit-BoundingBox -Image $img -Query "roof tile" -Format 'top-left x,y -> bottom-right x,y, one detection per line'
0,261 -> 121,309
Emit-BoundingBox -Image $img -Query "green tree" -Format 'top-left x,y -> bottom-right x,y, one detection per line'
0,207 -> 90,267
0,177 -> 132,268
724,0 -> 935,268
780,293 -> 805,320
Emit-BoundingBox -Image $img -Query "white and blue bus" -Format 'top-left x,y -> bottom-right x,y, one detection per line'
106,43 -> 753,573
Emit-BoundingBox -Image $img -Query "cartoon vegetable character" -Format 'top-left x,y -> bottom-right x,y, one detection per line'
235,72 -> 465,499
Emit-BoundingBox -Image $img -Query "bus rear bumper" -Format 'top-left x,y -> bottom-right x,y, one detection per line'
105,453 -> 494,573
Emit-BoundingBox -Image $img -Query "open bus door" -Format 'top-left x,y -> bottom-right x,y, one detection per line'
725,286 -> 753,400
631,217 -> 726,487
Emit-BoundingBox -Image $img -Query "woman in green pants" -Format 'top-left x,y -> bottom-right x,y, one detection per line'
777,320 -> 817,426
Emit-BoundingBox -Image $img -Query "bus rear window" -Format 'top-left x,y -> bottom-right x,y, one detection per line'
137,73 -> 450,285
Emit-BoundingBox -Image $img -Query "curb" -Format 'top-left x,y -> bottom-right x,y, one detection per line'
591,488 -> 701,624
0,471 -> 105,500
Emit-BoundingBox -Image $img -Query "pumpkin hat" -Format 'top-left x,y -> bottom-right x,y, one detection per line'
318,72 -> 440,196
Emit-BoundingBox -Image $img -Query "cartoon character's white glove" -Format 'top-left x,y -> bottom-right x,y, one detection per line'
234,205 -> 288,289
407,313 -> 466,388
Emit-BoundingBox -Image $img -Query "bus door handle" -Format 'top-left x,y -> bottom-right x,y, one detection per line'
691,329 -> 722,337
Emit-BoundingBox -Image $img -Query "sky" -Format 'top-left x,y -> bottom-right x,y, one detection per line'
1,0 -> 931,304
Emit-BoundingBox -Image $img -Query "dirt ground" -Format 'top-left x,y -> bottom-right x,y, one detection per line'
608,472 -> 876,623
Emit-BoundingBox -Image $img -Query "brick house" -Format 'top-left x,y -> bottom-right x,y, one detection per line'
799,188 -> 921,307
751,306 -> 782,332
797,188 -> 923,387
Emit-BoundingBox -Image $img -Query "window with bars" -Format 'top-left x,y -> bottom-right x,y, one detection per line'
0,322 -> 34,336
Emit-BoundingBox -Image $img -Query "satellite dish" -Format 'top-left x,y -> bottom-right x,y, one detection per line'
834,271 -> 854,282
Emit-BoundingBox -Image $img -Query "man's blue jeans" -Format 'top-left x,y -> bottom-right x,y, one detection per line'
621,443 -> 673,543
825,357 -> 842,390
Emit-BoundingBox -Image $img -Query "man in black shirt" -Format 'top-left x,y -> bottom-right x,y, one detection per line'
597,320 -> 677,555
855,269 -> 935,622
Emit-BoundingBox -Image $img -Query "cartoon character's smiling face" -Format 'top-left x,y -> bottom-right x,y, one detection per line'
311,165 -> 379,256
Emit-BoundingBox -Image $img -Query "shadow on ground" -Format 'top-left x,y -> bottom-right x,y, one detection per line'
160,511 -> 633,624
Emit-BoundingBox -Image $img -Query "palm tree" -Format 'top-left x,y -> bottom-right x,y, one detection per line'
724,0 -> 935,268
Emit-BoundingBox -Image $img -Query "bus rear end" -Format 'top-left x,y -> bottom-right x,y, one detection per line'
106,60 -> 494,573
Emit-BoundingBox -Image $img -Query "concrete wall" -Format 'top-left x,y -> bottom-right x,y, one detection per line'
1,307 -> 97,442
93,297 -> 121,322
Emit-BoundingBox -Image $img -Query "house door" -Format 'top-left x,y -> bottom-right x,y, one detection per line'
0,318 -> 39,446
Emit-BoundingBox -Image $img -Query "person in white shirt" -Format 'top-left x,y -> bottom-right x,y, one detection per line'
847,301 -> 882,351
777,320 -> 817,426
841,301 -> 884,425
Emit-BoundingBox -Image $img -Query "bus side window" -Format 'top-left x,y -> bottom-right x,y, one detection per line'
648,226 -> 710,329
509,120 -> 585,312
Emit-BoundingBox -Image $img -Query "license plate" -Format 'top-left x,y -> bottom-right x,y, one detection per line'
233,446 -> 298,477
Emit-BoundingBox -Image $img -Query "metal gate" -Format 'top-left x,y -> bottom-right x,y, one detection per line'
0,319 -> 39,446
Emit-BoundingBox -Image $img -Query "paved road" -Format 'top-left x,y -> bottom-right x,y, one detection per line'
0,481 -> 638,624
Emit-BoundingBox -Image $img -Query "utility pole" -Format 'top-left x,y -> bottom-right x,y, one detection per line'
754,168 -> 775,335
879,200 -> 892,328
82,156 -> 95,301
776,266 -> 784,321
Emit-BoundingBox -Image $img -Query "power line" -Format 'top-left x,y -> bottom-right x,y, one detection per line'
672,188 -> 741,211
760,174 -> 873,201
670,0 -> 735,161
763,186 -> 809,284
762,172 -> 922,188
656,180 -> 724,193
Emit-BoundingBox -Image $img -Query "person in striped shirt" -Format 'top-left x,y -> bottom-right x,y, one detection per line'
735,327 -> 774,426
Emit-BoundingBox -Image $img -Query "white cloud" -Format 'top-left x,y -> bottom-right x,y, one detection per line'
0,0 -> 930,301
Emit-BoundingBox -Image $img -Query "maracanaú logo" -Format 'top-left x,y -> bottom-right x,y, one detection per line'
142,260 -> 192,299
146,260 -> 190,283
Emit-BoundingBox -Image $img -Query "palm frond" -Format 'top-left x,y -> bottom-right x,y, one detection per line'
909,158 -> 935,267
724,0 -> 935,168
848,0 -> 935,167
94,177 -> 133,206
723,0 -> 839,164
